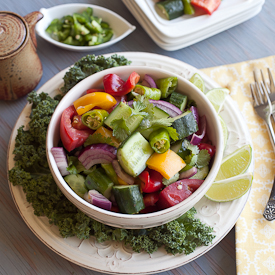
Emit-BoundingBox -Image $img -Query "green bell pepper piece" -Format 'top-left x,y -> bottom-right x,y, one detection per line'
182,0 -> 195,15
156,76 -> 178,98
133,84 -> 161,100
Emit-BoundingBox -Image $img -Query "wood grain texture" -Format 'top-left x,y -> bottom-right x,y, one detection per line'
0,0 -> 273,274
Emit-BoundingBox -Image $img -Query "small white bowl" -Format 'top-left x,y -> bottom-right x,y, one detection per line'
35,3 -> 136,51
46,66 -> 223,229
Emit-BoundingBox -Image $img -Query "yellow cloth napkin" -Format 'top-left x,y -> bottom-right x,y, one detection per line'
201,56 -> 275,275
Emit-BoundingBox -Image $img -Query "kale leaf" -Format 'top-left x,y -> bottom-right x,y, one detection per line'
61,54 -> 131,94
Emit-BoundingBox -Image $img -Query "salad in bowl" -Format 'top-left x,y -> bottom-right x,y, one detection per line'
46,66 -> 223,229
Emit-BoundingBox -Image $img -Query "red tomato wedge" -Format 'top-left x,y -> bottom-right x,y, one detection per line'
103,72 -> 140,96
157,179 -> 204,210
60,105 -> 94,152
191,0 -> 221,15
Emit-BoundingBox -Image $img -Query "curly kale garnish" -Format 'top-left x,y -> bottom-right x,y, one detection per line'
61,54 -> 131,94
8,54 -> 215,255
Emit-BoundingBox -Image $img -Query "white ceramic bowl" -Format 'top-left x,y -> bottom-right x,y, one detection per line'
46,66 -> 223,229
35,3 -> 136,51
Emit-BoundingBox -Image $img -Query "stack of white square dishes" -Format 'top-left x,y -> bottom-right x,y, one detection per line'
122,0 -> 265,51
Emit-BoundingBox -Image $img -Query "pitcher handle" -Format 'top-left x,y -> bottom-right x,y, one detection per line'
24,11 -> 43,48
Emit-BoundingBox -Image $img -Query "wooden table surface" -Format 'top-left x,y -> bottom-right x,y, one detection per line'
0,0 -> 273,274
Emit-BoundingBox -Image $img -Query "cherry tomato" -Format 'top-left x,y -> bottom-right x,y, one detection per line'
60,105 -> 94,152
103,72 -> 140,96
138,168 -> 164,193
198,143 -> 216,158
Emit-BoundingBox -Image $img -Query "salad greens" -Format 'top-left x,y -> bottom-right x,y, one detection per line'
8,54 -> 215,255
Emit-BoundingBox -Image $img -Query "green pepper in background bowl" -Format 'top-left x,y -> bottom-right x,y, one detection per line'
46,7 -> 114,46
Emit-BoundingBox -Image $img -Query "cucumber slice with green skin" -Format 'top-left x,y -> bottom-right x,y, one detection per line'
64,174 -> 88,199
190,166 -> 209,180
113,185 -> 145,214
117,132 -> 154,177
156,0 -> 184,20
169,92 -> 187,111
104,102 -> 143,134
85,167 -> 114,199
153,106 -> 170,119
172,110 -> 198,139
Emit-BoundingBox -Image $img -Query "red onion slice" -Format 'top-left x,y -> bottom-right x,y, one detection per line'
78,144 -> 117,169
190,106 -> 199,125
141,79 -> 150,87
112,160 -> 135,185
51,147 -> 69,176
128,99 -> 182,117
190,115 -> 207,145
84,190 -> 112,210
143,74 -> 157,88
179,167 -> 198,179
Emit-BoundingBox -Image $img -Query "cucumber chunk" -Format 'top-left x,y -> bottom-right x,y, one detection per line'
85,167 -> 114,199
113,185 -> 145,214
172,110 -> 198,139
117,132 -> 154,177
104,102 -> 143,134
169,92 -> 187,111
156,0 -> 184,20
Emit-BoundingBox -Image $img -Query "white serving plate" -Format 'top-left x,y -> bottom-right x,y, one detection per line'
136,0 -> 264,38
123,0 -> 264,51
7,52 -> 253,274
35,3 -> 136,51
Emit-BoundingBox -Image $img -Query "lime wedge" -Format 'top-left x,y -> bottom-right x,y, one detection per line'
218,115 -> 228,151
205,172 -> 253,202
205,88 -> 230,113
215,144 -> 252,181
189,73 -> 205,93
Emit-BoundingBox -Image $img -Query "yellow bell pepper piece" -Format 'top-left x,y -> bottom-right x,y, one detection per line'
146,149 -> 186,179
73,92 -> 117,115
93,126 -> 121,148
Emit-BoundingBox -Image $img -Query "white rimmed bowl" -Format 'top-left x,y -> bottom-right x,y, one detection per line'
46,66 -> 223,229
35,3 -> 136,51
